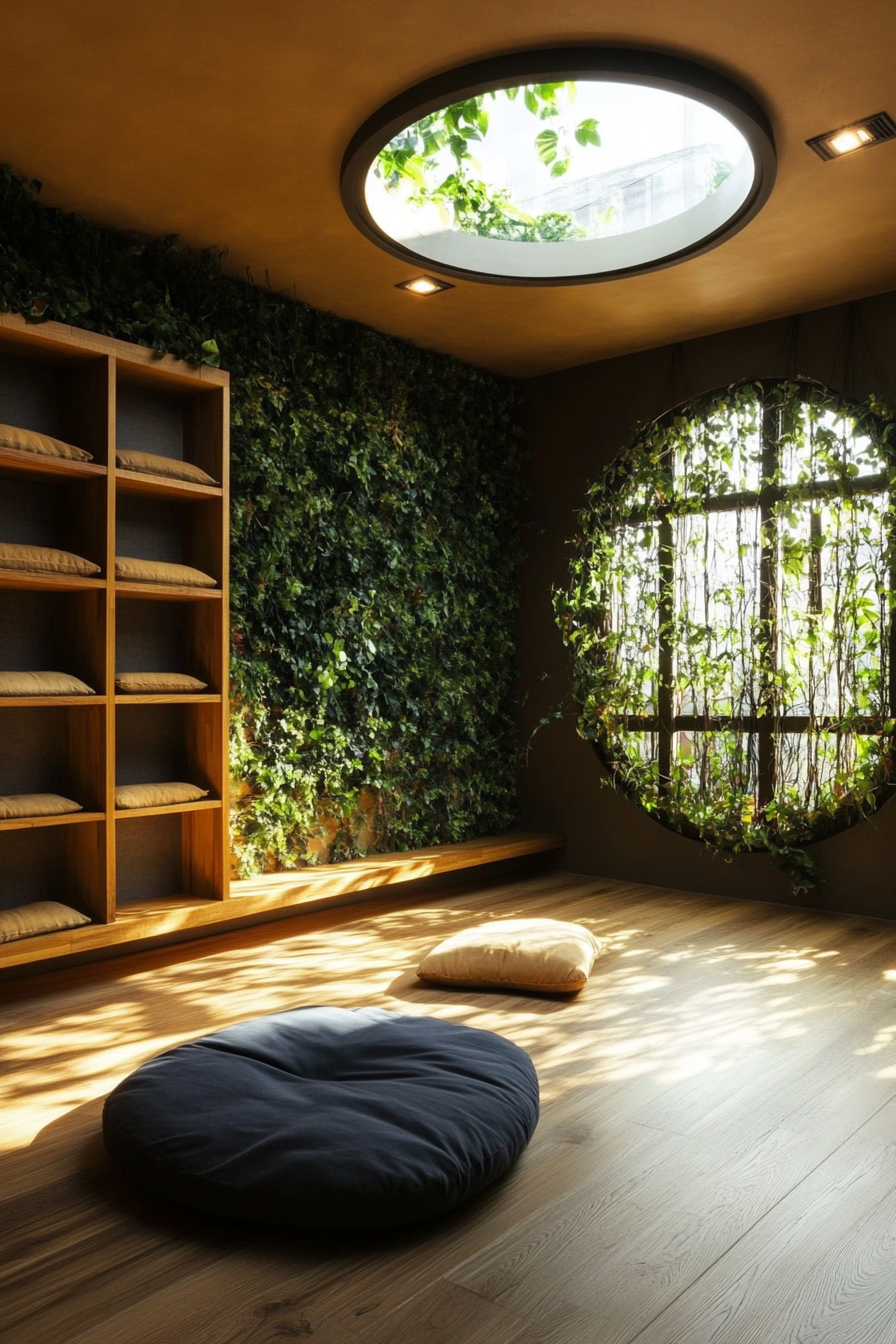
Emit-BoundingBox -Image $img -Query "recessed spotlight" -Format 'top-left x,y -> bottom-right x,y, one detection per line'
395,276 -> 454,295
806,112 -> 896,160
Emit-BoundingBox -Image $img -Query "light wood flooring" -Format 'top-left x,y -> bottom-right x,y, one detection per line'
2,870 -> 896,1344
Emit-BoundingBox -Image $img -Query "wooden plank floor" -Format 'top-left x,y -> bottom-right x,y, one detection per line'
2,871 -> 896,1344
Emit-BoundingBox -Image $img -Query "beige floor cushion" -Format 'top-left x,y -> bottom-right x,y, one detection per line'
0,793 -> 83,819
0,900 -> 91,944
0,671 -> 95,696
115,672 -> 207,693
115,781 -> 209,809
115,557 -> 217,588
418,918 -> 603,993
0,423 -> 93,462
116,449 -> 217,486
0,542 -> 101,577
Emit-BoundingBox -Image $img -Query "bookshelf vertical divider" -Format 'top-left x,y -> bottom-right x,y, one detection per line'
103,355 -> 117,923
0,315 -> 230,945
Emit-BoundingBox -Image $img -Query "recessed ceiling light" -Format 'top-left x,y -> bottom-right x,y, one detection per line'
395,275 -> 454,295
806,112 -> 896,160
342,47 -> 776,287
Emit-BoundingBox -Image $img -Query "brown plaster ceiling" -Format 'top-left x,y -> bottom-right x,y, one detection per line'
2,2 -> 896,377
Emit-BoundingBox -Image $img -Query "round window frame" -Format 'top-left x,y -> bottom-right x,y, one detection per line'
565,377 -> 896,851
341,47 -> 777,287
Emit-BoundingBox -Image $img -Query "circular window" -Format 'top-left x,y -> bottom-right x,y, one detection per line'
555,380 -> 896,886
341,49 -> 776,285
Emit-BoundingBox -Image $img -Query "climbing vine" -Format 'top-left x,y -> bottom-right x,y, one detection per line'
0,166 -> 524,873
555,379 -> 896,895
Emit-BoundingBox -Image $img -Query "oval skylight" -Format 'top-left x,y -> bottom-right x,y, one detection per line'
341,50 -> 776,285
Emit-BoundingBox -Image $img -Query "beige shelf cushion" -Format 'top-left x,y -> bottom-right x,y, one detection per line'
116,672 -> 208,693
0,423 -> 93,463
115,781 -> 209,809
0,900 -> 91,944
116,448 -> 217,486
417,918 -> 603,994
115,556 -> 217,588
0,542 -> 101,577
0,671 -> 95,696
0,793 -> 83,819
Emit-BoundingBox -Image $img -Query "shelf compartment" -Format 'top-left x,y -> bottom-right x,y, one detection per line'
0,344 -> 111,467
116,370 -> 225,486
0,588 -> 108,694
115,701 -> 218,789
0,819 -> 108,924
115,597 -> 221,694
115,488 -> 223,591
0,453 -> 108,578
115,808 -> 224,907
0,703 -> 106,813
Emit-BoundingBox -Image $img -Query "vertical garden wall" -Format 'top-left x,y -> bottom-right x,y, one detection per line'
0,168 -> 524,873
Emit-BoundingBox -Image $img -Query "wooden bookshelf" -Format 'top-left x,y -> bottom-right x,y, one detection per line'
0,314 -> 230,958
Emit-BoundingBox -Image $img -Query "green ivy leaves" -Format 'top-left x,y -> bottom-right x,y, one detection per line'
376,82 -> 600,237
0,163 -> 525,875
556,378 -> 896,896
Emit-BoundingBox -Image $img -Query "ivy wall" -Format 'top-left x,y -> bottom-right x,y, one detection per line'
0,168 -> 525,873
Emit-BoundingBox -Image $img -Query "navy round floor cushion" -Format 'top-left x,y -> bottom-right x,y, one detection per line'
102,1006 -> 539,1229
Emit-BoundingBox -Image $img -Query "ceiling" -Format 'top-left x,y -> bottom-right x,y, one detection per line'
3,1 -> 896,377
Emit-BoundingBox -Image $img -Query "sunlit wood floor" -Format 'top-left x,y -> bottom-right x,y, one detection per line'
2,870 -> 896,1344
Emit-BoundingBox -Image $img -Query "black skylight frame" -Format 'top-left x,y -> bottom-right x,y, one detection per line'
341,47 -> 777,287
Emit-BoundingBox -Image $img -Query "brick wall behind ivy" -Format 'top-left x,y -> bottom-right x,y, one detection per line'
0,168 -> 525,873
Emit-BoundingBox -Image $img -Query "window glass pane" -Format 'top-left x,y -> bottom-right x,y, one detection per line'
615,731 -> 660,783
777,493 -> 889,718
673,389 -> 762,496
605,523 -> 659,715
673,507 -> 761,715
775,730 -> 870,815
780,402 -> 882,485
671,729 -> 760,821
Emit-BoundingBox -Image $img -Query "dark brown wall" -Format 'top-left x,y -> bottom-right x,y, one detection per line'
518,291 -> 896,920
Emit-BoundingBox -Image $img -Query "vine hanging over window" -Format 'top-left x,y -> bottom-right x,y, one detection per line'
555,379 -> 896,894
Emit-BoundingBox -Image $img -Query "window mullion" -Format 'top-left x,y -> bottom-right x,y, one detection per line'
757,397 -> 778,810
888,492 -> 896,719
657,508 -> 675,794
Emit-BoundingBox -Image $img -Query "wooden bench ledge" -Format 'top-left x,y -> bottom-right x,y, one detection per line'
231,831 -> 565,903
0,832 -> 565,975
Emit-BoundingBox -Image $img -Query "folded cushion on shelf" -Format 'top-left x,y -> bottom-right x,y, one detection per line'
417,918 -> 603,994
0,900 -> 91,944
115,781 -> 209,809
0,543 -> 101,577
116,448 -> 217,487
0,793 -> 83,819
115,672 -> 208,694
0,423 -> 93,463
0,671 -> 95,696
114,557 -> 217,588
